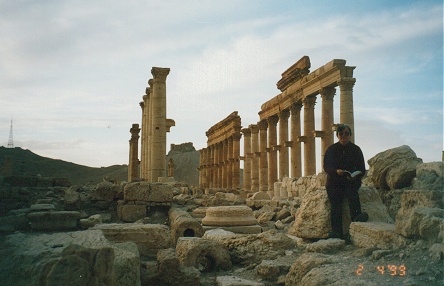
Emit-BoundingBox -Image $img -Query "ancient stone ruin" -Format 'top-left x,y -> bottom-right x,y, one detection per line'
0,57 -> 443,286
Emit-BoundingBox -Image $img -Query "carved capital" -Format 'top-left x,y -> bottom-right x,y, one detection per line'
302,96 -> 316,109
337,78 -> 356,91
279,109 -> 290,121
290,102 -> 303,115
267,115 -> 279,126
148,78 -> 154,88
249,124 -> 259,134
320,86 -> 336,100
257,119 -> 268,130
242,128 -> 252,136
151,67 -> 170,83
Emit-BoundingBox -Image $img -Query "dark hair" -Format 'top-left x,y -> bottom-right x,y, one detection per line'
336,124 -> 352,136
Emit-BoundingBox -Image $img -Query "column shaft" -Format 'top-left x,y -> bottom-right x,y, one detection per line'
303,96 -> 317,175
267,116 -> 279,192
321,87 -> 335,164
290,103 -> 302,177
278,110 -> 290,179
250,124 -> 259,192
128,123 -> 140,182
242,128 -> 252,192
232,134 -> 241,189
338,78 -> 356,142
258,120 -> 268,192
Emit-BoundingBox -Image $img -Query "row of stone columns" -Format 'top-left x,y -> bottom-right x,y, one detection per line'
199,135 -> 241,189
128,67 -> 174,183
242,81 -> 354,194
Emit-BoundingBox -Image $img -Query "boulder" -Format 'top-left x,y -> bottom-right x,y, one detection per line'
412,161 -> 444,191
93,223 -> 172,257
156,248 -> 200,286
124,182 -> 173,202
395,189 -> 443,242
27,211 -> 80,231
175,237 -> 232,271
349,222 -> 408,249
367,145 -> 422,190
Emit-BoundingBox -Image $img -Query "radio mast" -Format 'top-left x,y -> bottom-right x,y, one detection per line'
7,119 -> 14,148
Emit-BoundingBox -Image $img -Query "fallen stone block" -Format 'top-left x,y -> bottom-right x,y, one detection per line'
93,223 -> 172,257
27,211 -> 80,231
350,222 -> 408,249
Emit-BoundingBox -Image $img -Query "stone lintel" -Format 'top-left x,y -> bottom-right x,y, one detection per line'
260,58 -> 355,121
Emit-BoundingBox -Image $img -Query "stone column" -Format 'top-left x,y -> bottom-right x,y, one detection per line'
210,144 -> 218,188
198,149 -> 205,188
139,100 -> 146,179
128,123 -> 140,182
267,115 -> 279,192
250,124 -> 259,192
147,80 -> 154,181
232,134 -> 241,189
321,87 -> 336,164
222,139 -> 228,188
258,120 -> 268,193
218,142 -> 223,188
214,144 -> 219,188
338,78 -> 356,142
242,128 -> 252,192
227,137 -> 233,189
303,96 -> 317,176
278,109 -> 290,180
205,147 -> 211,188
290,103 -> 302,178
150,67 -> 170,182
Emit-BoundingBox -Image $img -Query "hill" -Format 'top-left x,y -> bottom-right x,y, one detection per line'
0,147 -> 127,186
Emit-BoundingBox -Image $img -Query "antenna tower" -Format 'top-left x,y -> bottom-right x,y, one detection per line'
7,119 -> 14,148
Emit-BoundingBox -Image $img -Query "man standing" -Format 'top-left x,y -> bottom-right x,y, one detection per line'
323,124 -> 368,239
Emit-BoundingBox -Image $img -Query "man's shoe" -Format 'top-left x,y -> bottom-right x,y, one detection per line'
353,212 -> 369,222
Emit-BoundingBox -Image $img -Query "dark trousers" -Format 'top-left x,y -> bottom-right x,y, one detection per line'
326,183 -> 362,235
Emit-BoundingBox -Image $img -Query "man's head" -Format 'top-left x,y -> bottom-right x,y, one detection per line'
336,124 -> 352,145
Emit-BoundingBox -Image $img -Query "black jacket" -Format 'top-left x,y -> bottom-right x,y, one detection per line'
323,141 -> 366,189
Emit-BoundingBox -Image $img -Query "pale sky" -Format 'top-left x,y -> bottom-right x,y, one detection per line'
0,0 -> 442,172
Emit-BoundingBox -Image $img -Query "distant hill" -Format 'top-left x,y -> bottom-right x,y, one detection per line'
0,147 -> 128,186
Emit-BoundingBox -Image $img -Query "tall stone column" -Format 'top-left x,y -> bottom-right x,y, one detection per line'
278,109 -> 290,180
250,124 -> 259,192
210,144 -> 218,188
258,120 -> 268,193
150,67 -> 170,182
321,87 -> 336,164
139,100 -> 146,179
218,142 -> 223,188
242,128 -> 252,192
232,134 -> 241,189
303,96 -> 317,176
267,115 -> 279,192
205,147 -> 210,188
338,78 -> 356,142
214,144 -> 219,187
227,137 -> 233,189
128,123 -> 140,182
290,103 -> 302,178
147,80 -> 154,181
222,139 -> 228,188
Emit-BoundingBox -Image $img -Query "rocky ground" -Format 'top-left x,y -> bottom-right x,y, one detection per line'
196,238 -> 443,286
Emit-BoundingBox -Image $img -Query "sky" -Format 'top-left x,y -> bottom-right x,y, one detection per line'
0,0 -> 442,173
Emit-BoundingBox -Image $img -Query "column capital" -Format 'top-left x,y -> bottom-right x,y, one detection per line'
249,124 -> 259,133
320,86 -> 336,99
242,128 -> 252,136
290,102 -> 303,114
139,101 -> 144,109
151,67 -> 170,83
148,78 -> 154,88
267,115 -> 279,126
257,119 -> 268,130
278,109 -> 290,120
302,96 -> 317,108
233,133 -> 242,141
337,78 -> 356,91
